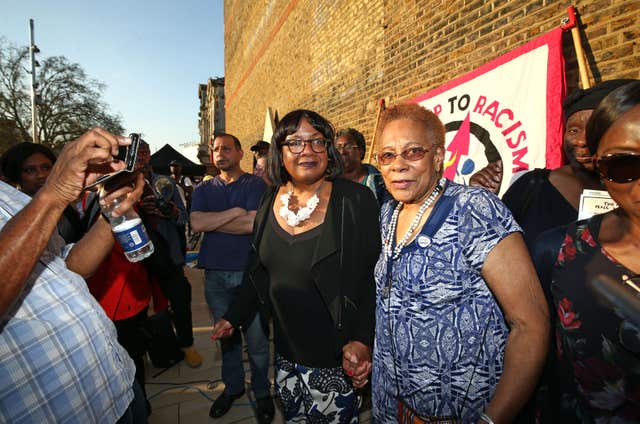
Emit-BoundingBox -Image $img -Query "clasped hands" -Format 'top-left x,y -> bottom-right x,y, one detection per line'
342,340 -> 371,388
211,321 -> 372,388
211,318 -> 235,340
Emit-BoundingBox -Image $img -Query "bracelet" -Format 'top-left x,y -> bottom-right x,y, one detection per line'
479,412 -> 495,424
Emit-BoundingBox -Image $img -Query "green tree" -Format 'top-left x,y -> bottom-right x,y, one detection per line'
0,38 -> 124,152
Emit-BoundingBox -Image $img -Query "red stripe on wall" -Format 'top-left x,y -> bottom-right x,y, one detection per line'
224,0 -> 238,38
226,0 -> 299,108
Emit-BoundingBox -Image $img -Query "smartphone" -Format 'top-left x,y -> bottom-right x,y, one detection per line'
84,133 -> 141,190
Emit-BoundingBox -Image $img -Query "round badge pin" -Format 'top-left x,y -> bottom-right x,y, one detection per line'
417,235 -> 431,248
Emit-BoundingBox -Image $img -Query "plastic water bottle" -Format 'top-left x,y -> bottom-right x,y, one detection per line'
100,193 -> 154,262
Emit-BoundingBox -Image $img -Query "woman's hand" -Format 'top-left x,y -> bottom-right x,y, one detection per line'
342,340 -> 372,388
211,319 -> 234,340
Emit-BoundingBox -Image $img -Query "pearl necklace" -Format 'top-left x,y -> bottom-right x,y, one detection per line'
279,182 -> 323,227
384,178 -> 446,260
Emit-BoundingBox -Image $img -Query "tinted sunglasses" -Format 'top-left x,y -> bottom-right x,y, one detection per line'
375,146 -> 430,166
595,153 -> 640,183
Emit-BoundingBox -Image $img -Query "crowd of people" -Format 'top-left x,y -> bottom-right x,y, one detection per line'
0,79 -> 638,424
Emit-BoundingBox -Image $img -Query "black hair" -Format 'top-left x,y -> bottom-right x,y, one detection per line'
563,79 -> 637,121
0,142 -> 57,184
336,127 -> 366,160
267,109 -> 343,186
212,132 -> 242,150
586,81 -> 640,154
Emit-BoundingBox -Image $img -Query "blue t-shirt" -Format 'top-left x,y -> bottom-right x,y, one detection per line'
191,173 -> 266,271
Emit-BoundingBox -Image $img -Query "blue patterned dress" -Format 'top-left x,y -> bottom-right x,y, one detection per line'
372,181 -> 521,422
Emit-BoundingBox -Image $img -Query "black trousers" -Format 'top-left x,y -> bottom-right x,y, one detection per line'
143,230 -> 194,348
116,379 -> 147,424
114,307 -> 150,405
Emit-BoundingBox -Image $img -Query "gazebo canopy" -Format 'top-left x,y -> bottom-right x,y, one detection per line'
150,144 -> 206,176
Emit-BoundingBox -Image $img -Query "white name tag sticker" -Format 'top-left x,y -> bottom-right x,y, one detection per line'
578,189 -> 618,221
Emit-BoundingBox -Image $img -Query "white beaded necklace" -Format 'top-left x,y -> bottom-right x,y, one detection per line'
384,178 -> 446,260
279,181 -> 323,227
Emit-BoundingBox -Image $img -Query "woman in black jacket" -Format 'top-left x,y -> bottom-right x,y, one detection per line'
212,109 -> 381,423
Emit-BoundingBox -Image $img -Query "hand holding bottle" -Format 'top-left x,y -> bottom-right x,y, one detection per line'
99,173 -> 154,262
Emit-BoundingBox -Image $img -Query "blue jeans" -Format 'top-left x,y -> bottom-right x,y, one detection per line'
205,270 -> 271,399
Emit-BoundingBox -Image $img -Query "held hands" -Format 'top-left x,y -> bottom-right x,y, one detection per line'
342,341 -> 372,389
211,319 -> 234,340
469,160 -> 503,194
43,128 -> 132,208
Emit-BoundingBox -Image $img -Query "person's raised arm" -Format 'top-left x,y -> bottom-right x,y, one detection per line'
65,173 -> 144,278
0,128 -> 130,318
480,232 -> 550,423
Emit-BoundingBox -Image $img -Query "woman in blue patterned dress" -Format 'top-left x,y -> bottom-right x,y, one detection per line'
369,103 -> 549,423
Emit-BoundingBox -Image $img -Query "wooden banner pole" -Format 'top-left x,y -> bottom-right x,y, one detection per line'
562,6 -> 591,89
366,98 -> 386,164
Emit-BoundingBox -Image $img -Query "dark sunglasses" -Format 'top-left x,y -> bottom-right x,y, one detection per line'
595,153 -> 640,183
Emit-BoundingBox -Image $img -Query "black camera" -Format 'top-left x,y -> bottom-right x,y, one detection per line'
84,133 -> 141,190
113,133 -> 141,172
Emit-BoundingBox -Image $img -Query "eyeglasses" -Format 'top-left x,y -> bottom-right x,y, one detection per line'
281,138 -> 329,154
335,144 -> 360,153
375,146 -> 430,166
595,153 -> 640,183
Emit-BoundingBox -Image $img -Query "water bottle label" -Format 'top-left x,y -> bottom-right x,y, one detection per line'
113,221 -> 151,253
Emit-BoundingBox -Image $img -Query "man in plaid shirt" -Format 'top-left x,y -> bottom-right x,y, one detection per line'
0,129 -> 146,423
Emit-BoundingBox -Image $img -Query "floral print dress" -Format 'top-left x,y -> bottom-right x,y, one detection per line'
551,212 -> 640,422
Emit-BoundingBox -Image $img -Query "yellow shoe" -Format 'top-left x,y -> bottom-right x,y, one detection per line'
181,346 -> 203,368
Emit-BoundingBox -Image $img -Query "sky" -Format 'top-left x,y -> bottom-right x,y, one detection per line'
0,0 -> 224,159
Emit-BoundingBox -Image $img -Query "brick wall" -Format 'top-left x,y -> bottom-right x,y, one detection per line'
224,0 -> 639,170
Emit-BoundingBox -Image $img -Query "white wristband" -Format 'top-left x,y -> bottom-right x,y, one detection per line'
479,412 -> 495,424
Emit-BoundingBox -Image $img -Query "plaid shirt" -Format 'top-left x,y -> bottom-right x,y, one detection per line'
0,182 -> 135,423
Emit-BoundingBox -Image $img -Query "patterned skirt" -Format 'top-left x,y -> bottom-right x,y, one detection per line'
275,353 -> 359,423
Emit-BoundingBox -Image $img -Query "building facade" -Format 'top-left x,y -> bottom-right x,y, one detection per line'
197,77 -> 225,164
223,0 -> 639,160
